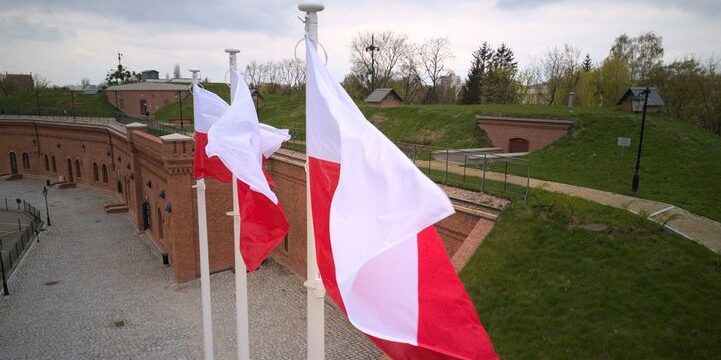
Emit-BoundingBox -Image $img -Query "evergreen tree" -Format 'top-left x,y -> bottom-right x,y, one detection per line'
460,42 -> 493,104
487,43 -> 518,103
582,53 -> 593,72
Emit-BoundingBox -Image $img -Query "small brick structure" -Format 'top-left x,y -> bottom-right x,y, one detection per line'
477,115 -> 574,153
364,88 -> 403,108
106,82 -> 190,118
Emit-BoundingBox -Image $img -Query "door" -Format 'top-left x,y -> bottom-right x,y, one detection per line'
139,99 -> 149,116
66,158 -> 74,182
509,138 -> 529,153
9,152 -> 18,175
142,201 -> 151,230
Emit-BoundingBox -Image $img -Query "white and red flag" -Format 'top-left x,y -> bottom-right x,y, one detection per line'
204,70 -> 290,271
305,39 -> 498,359
193,84 -> 233,183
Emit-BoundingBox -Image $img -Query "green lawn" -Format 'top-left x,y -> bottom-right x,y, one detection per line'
462,190 -> 721,359
0,88 -> 117,117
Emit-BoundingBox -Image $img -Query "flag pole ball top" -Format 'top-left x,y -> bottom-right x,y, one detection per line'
298,1 -> 324,12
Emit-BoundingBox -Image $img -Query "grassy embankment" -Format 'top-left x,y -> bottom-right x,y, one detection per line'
462,190 -> 721,359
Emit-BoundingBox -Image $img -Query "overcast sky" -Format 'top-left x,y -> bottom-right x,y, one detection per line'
1,0 -> 719,86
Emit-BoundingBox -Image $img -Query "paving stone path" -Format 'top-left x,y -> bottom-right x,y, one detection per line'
418,159 -> 721,254
0,178 -> 380,359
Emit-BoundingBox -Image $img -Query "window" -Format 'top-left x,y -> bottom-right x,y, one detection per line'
51,156 -> 56,172
93,163 -> 99,181
44,155 -> 49,171
157,208 -> 163,239
75,159 -> 81,178
102,164 -> 108,183
21,153 -> 30,170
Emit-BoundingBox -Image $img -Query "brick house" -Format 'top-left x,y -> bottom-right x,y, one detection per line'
617,87 -> 665,113
106,82 -> 190,118
364,88 -> 403,107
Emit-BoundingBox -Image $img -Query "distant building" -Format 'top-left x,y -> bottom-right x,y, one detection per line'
141,70 -> 160,81
106,82 -> 190,118
2,73 -> 34,91
83,85 -> 101,96
617,87 -> 665,113
364,88 -> 403,107
477,116 -> 574,153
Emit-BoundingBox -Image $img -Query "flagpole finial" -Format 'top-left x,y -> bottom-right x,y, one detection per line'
298,1 -> 324,12
189,69 -> 200,83
224,48 -> 240,54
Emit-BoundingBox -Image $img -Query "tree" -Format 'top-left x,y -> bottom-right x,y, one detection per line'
596,56 -> 632,106
105,64 -> 140,86
173,64 -> 181,79
420,37 -> 454,104
460,42 -> 493,104
582,54 -> 593,72
81,78 -> 90,88
610,31 -> 664,82
487,43 -> 518,104
397,44 -> 424,104
535,44 -> 582,104
349,31 -> 410,94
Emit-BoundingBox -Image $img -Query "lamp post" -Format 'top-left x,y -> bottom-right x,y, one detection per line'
42,186 -> 51,226
365,34 -> 379,92
178,90 -> 184,129
631,87 -> 651,195
0,237 -> 8,295
70,89 -> 76,119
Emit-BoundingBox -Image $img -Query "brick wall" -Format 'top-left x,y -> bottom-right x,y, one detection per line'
2,117 -> 498,283
477,116 -> 574,153
106,90 -> 190,118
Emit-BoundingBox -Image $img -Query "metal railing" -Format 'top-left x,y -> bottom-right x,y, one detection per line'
1,198 -> 43,295
280,128 -> 531,203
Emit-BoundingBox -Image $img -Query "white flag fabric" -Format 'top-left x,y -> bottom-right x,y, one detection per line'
305,38 -> 498,359
204,70 -> 290,271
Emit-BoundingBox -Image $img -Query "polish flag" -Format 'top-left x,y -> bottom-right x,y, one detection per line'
205,70 -> 290,271
193,84 -> 234,183
305,39 -> 498,359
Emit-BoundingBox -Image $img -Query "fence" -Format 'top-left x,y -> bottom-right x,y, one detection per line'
1,106 -> 190,138
281,128 -> 531,203
1,198 -> 43,294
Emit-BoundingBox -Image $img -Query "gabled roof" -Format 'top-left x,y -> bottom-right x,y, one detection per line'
617,87 -> 665,106
364,88 -> 403,103
106,82 -> 190,91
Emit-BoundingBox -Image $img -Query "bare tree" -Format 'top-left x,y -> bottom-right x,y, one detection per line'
536,44 -> 582,104
420,37 -> 454,103
33,74 -> 51,89
349,31 -> 410,92
398,44 -> 424,104
244,61 -> 266,88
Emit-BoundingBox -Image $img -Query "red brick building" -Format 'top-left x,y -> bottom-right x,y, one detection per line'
477,115 -> 574,153
106,82 -> 190,118
364,88 -> 403,108
1,115 -> 496,282
617,87 -> 665,113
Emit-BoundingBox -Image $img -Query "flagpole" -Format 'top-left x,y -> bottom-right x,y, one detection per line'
298,2 -> 326,360
225,48 -> 250,360
191,68 -> 215,360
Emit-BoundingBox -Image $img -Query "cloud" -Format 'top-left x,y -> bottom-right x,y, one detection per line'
0,13 -> 73,42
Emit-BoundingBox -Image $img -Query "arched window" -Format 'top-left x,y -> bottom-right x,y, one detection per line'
21,153 -> 30,170
93,163 -> 99,181
157,208 -> 164,239
44,155 -> 49,171
51,156 -> 56,173
75,159 -> 81,178
102,164 -> 108,183
9,152 -> 18,175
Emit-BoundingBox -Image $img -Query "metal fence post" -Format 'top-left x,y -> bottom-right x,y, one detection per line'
443,149 -> 449,185
462,155 -> 467,190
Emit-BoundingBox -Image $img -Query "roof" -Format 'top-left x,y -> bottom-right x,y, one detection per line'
106,82 -> 190,92
83,85 -> 100,95
364,88 -> 403,103
617,87 -> 665,106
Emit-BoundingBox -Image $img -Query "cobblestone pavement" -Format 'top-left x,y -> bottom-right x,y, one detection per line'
0,178 -> 381,359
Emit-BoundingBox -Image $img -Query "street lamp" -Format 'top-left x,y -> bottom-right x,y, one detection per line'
365,34 -> 379,91
631,87 -> 651,195
178,90 -> 184,129
0,237 -> 8,295
42,186 -> 51,226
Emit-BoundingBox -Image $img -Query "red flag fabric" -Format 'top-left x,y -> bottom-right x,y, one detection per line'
205,70 -> 290,271
305,39 -> 498,359
193,84 -> 232,183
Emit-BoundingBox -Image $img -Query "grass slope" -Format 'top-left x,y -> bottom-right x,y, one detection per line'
462,190 -> 721,359
0,88 -> 117,116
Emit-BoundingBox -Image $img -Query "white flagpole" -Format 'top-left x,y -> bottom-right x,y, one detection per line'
298,2 -> 326,360
191,68 -> 215,360
225,48 -> 251,360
